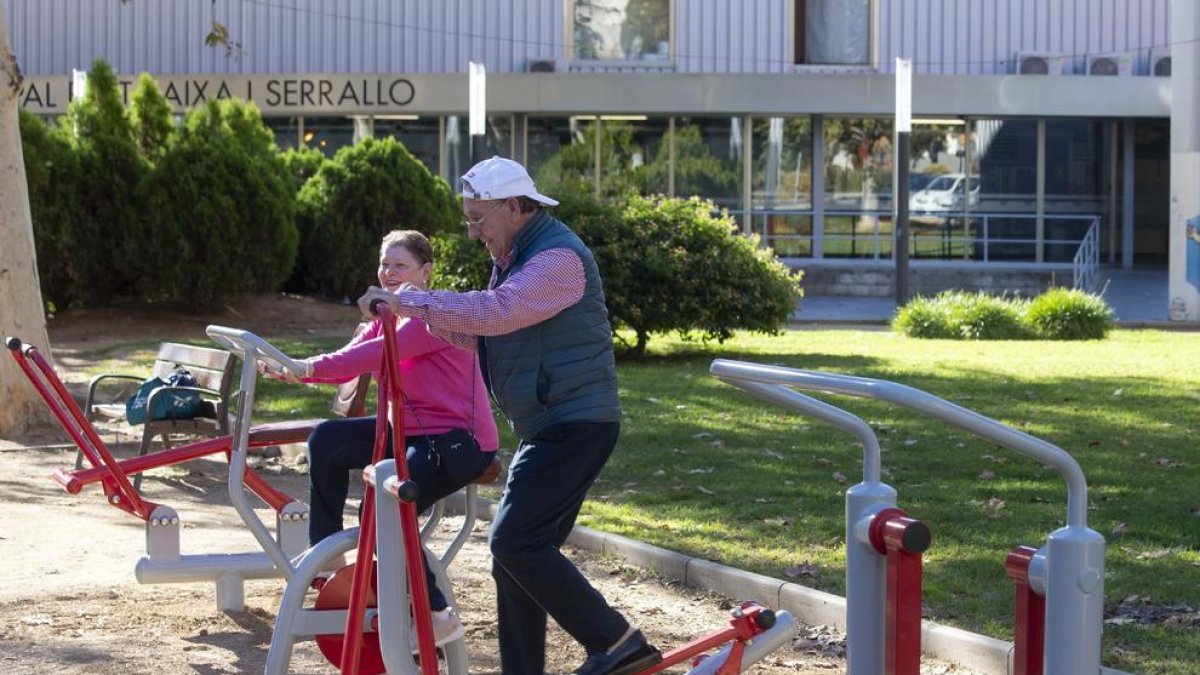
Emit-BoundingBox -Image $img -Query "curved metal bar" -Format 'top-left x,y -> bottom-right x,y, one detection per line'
710,359 -> 1090,528
724,379 -> 883,483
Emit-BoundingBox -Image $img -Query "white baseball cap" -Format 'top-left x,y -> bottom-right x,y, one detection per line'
460,156 -> 559,206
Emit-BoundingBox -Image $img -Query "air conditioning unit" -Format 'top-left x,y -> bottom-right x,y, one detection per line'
1149,46 -> 1171,76
1086,52 -> 1133,76
526,58 -> 561,73
1014,52 -> 1067,75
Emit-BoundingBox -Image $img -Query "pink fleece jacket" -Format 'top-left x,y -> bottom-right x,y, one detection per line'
300,317 -> 500,452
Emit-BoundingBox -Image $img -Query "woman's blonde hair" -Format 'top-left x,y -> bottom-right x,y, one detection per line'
380,230 -> 434,265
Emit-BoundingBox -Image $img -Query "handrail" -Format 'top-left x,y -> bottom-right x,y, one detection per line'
1072,217 -> 1101,293
204,325 -> 300,582
709,359 -> 1091,528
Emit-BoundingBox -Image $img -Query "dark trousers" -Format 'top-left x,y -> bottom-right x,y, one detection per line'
489,421 -> 628,675
307,416 -> 492,611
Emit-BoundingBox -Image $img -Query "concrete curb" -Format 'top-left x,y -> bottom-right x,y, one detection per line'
443,493 -> 1128,675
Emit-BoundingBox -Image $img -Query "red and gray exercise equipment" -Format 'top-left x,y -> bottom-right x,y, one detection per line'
710,359 -> 1105,675
6,334 -> 311,611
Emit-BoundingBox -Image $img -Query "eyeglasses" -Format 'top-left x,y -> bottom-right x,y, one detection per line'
462,200 -> 508,230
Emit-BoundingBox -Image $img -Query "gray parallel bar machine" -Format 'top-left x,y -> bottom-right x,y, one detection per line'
710,359 -> 1104,675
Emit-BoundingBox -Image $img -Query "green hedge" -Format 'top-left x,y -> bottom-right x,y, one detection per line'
893,289 -> 1113,340
137,99 -> 297,305
293,138 -> 461,299
19,59 -> 297,308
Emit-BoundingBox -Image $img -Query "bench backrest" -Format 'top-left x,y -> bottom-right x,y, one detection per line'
150,343 -> 238,399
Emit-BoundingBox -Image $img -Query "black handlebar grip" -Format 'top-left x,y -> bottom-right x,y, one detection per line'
5,336 -> 22,351
754,609 -> 777,630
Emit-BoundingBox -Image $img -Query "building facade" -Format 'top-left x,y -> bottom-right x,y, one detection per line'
6,0 -> 1195,316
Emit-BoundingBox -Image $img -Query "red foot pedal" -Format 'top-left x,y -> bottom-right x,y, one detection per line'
313,560 -> 385,674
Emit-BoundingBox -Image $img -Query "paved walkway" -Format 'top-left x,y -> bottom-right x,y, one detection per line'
795,267 -> 1173,325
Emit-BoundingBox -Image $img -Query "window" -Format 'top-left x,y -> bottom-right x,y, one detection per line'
572,0 -> 671,62
795,0 -> 870,65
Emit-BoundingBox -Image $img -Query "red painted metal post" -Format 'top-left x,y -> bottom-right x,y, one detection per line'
1006,545 -> 1045,675
869,507 -> 932,675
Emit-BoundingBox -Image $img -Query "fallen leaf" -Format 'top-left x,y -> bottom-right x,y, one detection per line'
686,468 -> 714,474
1112,522 -> 1129,536
784,563 -> 820,578
696,485 -> 717,496
1112,388 -> 1124,397
979,470 -> 996,480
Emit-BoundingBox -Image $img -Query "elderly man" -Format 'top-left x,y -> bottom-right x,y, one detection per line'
359,156 -> 660,675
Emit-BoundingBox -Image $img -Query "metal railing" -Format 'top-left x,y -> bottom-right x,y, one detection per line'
1072,218 -> 1101,293
752,209 -> 1101,264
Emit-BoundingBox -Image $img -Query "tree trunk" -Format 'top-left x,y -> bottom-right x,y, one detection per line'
0,7 -> 55,437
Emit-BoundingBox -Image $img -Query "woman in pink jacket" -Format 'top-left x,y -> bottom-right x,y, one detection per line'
267,229 -> 499,649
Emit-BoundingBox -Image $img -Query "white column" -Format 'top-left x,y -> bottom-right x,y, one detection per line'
1170,0 -> 1200,321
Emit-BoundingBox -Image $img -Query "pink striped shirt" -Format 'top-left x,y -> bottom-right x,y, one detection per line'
393,247 -> 587,349
300,317 -> 500,451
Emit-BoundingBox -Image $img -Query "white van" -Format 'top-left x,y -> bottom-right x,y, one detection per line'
909,173 -> 980,213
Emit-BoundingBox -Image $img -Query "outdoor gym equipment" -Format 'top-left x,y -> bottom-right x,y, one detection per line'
6,335 -> 312,611
260,303 -> 469,675
710,359 -> 1105,675
264,303 -> 799,675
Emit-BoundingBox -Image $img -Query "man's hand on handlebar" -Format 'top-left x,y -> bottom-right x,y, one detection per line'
357,285 -> 413,320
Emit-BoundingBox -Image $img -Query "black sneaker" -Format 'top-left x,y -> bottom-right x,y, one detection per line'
572,629 -> 662,675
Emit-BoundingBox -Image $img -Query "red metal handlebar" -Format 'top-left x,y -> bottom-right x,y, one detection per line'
1005,545 -> 1045,675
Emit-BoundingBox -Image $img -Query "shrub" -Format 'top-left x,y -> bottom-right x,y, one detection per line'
294,138 -> 461,299
60,59 -> 150,305
1024,288 -> 1114,340
946,291 -> 1029,340
431,233 -> 491,291
894,291 -> 1030,340
129,73 -> 175,160
18,110 -> 82,310
569,193 -> 802,356
891,295 -> 955,338
137,99 -> 297,305
280,145 -> 329,194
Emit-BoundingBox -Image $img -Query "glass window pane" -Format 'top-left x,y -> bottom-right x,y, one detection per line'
823,117 -> 893,213
759,213 -> 813,257
972,118 -> 1038,261
822,213 -> 885,259
443,115 -> 513,183
752,116 -> 812,210
673,116 -> 743,211
264,116 -> 301,150
597,116 -> 670,197
1044,119 -> 1112,262
805,0 -> 870,65
574,0 -> 671,62
303,116 -> 356,157
374,115 -> 440,175
527,115 -> 597,192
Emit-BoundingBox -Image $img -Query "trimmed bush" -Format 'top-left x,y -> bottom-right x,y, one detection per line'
137,99 -> 297,305
60,59 -> 150,305
570,193 -> 802,356
129,73 -> 175,160
18,110 -> 82,311
1024,288 -> 1114,340
294,137 -> 461,299
894,288 -> 1113,341
895,291 -> 1029,340
280,145 -> 329,194
431,233 -> 491,292
891,294 -> 955,339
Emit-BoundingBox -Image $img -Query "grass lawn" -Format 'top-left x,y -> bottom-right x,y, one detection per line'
77,328 -> 1200,673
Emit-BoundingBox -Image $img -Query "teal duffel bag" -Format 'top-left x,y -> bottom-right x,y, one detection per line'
125,365 -> 204,425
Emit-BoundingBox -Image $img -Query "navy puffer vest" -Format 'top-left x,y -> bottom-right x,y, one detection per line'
481,210 -> 621,439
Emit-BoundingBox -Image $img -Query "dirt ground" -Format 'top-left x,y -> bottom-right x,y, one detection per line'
0,294 -> 977,674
